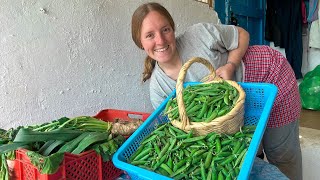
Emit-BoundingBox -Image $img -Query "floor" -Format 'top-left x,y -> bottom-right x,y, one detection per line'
300,109 -> 320,130
299,108 -> 320,180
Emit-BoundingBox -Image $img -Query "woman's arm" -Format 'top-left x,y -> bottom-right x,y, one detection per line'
216,26 -> 250,80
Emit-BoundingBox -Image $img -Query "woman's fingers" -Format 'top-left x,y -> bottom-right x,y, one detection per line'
216,66 -> 234,80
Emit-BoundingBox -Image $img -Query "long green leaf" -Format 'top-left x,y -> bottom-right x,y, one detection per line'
71,132 -> 109,154
13,128 -> 83,143
58,132 -> 90,153
38,140 -> 56,155
41,140 -> 65,156
0,142 -> 29,154
0,154 -> 9,180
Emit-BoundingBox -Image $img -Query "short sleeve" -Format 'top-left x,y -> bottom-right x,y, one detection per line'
186,23 -> 239,52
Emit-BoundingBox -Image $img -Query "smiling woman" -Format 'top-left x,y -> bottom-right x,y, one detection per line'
139,11 -> 178,68
131,2 -> 180,83
131,2 -> 302,179
131,2 -> 249,109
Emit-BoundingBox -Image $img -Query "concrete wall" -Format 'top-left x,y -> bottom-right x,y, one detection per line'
1,0 -> 318,126
1,0 -> 319,179
0,0 -> 219,129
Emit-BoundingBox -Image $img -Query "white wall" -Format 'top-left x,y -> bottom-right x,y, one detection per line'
1,0 -> 317,128
1,1 -> 319,179
0,0 -> 219,129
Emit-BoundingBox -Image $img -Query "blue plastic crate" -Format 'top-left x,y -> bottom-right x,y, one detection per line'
112,82 -> 278,180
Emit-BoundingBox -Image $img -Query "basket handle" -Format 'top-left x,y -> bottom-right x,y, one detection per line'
176,57 -> 218,129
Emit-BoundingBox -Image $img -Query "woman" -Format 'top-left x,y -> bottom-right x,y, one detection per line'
131,2 -> 302,180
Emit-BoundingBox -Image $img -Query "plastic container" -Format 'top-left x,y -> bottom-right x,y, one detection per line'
13,109 -> 150,180
94,109 -> 150,124
112,82 -> 278,180
14,149 -> 103,180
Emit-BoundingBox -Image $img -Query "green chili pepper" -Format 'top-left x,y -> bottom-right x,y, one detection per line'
182,135 -> 206,144
200,160 -> 207,180
160,163 -> 173,176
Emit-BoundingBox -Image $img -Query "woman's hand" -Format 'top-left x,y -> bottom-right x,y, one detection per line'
216,63 -> 236,80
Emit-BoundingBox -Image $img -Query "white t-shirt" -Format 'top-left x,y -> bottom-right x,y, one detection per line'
149,23 -> 243,109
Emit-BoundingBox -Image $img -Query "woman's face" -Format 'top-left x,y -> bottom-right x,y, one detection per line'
140,11 -> 177,64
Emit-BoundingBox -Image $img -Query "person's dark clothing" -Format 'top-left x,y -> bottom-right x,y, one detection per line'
265,0 -> 303,79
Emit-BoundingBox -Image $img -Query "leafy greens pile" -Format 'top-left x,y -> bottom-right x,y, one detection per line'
0,116 -> 125,180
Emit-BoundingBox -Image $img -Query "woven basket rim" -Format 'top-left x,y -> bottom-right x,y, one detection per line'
171,80 -> 245,128
170,57 -> 245,135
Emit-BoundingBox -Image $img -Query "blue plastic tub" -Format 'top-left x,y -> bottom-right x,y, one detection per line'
112,82 -> 278,180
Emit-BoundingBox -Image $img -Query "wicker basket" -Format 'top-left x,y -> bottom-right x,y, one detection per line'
170,57 -> 246,135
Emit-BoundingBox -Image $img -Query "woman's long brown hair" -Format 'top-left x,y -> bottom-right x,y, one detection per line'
131,2 -> 175,82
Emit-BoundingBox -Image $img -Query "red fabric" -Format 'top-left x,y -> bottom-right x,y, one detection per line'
301,0 -> 307,24
242,45 -> 301,128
